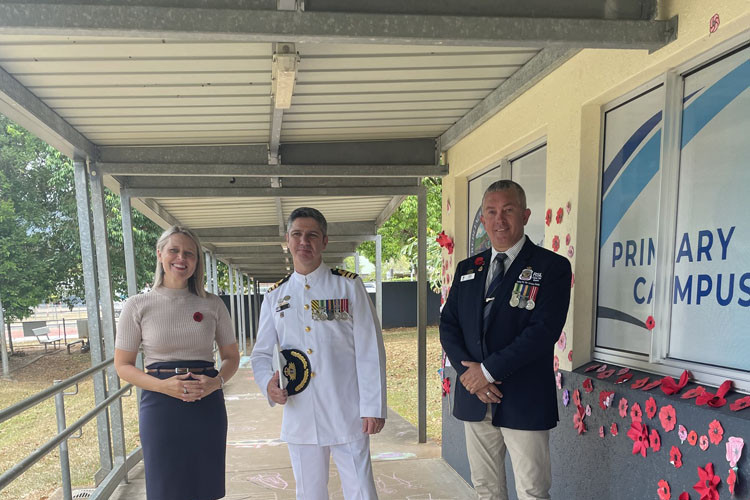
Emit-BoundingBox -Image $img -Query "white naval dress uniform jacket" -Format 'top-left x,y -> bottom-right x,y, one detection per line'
251,263 -> 387,446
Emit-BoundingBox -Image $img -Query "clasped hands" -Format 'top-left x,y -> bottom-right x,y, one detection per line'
460,361 -> 503,404
163,373 -> 220,402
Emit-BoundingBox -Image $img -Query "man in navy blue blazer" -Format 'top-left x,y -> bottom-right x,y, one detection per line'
440,180 -> 571,500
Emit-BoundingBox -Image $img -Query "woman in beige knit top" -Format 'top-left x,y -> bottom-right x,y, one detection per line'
114,226 -> 239,500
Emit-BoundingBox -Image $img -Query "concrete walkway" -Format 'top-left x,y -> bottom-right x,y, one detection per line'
109,360 -> 474,499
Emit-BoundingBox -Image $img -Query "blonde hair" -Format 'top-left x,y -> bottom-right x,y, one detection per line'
153,226 -> 207,297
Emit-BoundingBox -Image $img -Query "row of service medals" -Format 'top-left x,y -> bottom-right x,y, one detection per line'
311,299 -> 351,321
510,282 -> 538,310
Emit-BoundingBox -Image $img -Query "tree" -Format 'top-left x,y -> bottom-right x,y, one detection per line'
357,177 -> 443,289
0,114 -> 163,328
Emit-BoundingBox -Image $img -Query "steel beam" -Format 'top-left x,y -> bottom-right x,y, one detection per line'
198,221 -> 375,238
0,5 -> 677,50
440,47 -> 579,150
127,186 -> 421,198
99,145 -> 268,164
0,297 -> 8,379
214,242 -> 356,254
417,185 -> 427,443
119,191 -> 138,298
207,234 -> 377,244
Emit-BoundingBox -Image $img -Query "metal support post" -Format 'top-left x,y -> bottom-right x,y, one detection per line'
119,191 -> 143,395
229,265 -> 236,338
355,252 -> 360,275
234,269 -> 242,352
253,278 -> 261,345
375,235 -> 383,325
0,297 -> 9,379
73,159 -> 113,481
204,251 -> 211,291
239,274 -> 247,354
417,186 -> 427,443
89,163 -> 128,472
212,254 -> 219,294
54,380 -> 73,500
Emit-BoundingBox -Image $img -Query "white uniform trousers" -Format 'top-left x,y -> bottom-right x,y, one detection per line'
464,407 -> 551,500
287,435 -> 378,500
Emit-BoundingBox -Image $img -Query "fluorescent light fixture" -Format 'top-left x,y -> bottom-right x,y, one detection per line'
272,49 -> 298,109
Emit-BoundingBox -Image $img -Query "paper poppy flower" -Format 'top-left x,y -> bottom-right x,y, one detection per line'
730,395 -> 750,411
682,386 -> 705,399
692,462 -> 720,500
193,311 -> 203,322
678,425 -> 688,444
645,397 -> 658,419
619,397 -> 629,418
545,208 -> 552,226
696,380 -> 732,408
631,377 -> 649,389
727,468 -> 737,496
627,421 -> 650,457
599,425 -> 605,438
708,420 -> 723,446
566,201 -> 572,213
567,350 -> 573,362
556,207 -> 564,224
661,370 -> 690,395
688,430 -> 698,446
565,233 -> 571,246
610,422 -> 618,436
699,435 -> 709,451
584,363 -> 601,373
562,389 -> 570,406
726,436 -> 744,468
583,378 -> 594,393
645,315 -> 656,330
556,372 -> 562,389
435,231 -> 455,254
567,246 -> 575,258
553,355 -> 559,372
552,235 -> 560,252
630,402 -> 643,423
599,390 -> 615,410
596,364 -> 609,373
615,373 -> 633,384
670,446 -> 683,468
572,389 -> 581,407
557,330 -> 567,350
642,379 -> 663,391
657,479 -> 671,500
679,493 -> 689,500
573,407 -> 586,435
659,405 -> 676,432
585,404 -> 592,417
474,256 -> 485,267
597,368 -> 616,379
442,377 -> 451,396
617,367 -> 630,376
651,429 -> 661,452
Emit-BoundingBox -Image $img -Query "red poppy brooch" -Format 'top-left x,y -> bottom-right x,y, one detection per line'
193,312 -> 203,322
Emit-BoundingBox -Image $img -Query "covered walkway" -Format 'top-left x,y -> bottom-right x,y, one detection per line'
106,361 -> 473,500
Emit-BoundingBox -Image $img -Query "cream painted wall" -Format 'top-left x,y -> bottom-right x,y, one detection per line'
441,1 -> 750,371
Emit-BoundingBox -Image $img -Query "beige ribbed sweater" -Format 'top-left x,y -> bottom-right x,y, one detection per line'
115,286 -> 236,367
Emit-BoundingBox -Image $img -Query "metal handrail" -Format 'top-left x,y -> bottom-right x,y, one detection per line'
0,358 -> 113,424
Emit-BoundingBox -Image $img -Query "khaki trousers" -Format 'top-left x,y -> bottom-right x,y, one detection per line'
464,408 -> 551,500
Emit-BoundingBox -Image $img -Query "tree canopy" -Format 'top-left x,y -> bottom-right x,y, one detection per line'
0,115 -> 162,324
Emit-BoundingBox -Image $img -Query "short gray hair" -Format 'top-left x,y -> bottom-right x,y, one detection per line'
287,207 -> 328,236
482,180 -> 527,210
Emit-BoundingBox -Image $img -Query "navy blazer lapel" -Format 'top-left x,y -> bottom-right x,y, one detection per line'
472,249 -> 493,327
486,238 -> 537,324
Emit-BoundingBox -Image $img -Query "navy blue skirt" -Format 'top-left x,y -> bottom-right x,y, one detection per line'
140,360 -> 227,500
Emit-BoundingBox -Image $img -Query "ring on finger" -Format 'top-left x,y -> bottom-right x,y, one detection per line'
183,387 -> 188,395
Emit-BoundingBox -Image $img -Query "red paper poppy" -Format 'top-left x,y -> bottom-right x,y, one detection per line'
552,235 -> 560,252
730,395 -> 750,411
692,462 -> 720,500
583,378 -> 594,393
474,256 -> 485,267
651,428 -> 661,452
567,350 -> 573,362
545,208 -> 552,226
599,390 -> 615,410
631,377 -> 649,389
597,369 -> 616,379
661,370 -> 690,395
708,420 -> 723,445
645,397 -> 658,419
688,430 -> 698,446
442,377 -> 451,396
435,231 -> 455,255
682,386 -> 705,399
573,407 -> 586,435
642,379 -> 663,391
584,363 -> 602,373
645,316 -> 656,330
619,397 -> 629,418
699,435 -> 709,451
659,405 -> 676,432
696,380 -> 732,408
727,468 -> 737,496
610,422 -> 618,436
616,373 -> 634,384
556,207 -> 564,224
553,355 -> 559,372
193,311 -> 203,322
617,367 -> 631,376
630,402 -> 643,423
565,233 -> 571,246
599,425 -> 605,438
679,493 -> 689,500
627,421 -> 650,457
572,389 -> 581,407
657,479 -> 671,500
670,446 -> 683,468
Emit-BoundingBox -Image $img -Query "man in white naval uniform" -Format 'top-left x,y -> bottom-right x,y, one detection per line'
251,207 -> 387,500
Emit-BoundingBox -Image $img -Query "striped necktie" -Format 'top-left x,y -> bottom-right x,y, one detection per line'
483,253 -> 507,332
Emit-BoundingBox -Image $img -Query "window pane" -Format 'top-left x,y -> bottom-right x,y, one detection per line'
668,46 -> 750,371
596,85 -> 664,355
512,145 -> 547,247
467,165 -> 502,255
